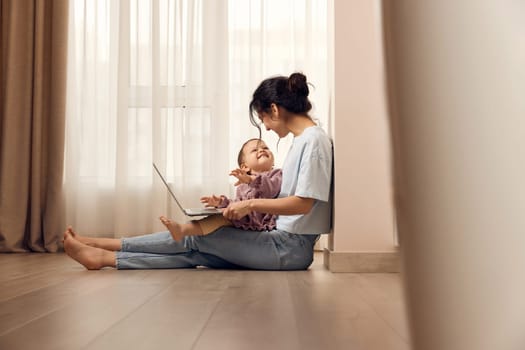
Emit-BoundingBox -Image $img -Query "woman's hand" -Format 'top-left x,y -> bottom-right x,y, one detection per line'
230,168 -> 256,186
223,200 -> 253,220
200,194 -> 224,208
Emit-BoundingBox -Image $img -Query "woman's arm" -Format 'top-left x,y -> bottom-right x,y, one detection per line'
222,196 -> 314,221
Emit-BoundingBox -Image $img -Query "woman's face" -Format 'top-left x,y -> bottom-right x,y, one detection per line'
259,110 -> 288,138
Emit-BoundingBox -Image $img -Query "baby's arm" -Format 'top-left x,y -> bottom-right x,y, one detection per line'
230,168 -> 256,186
250,168 -> 282,198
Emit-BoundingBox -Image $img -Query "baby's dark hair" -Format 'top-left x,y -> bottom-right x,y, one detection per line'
249,72 -> 312,137
237,138 -> 263,167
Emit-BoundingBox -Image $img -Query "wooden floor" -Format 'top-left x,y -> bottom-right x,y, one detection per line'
0,252 -> 410,350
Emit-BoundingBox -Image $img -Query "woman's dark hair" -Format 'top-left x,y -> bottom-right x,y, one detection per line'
249,72 -> 312,137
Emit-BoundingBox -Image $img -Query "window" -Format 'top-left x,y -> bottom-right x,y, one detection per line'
65,0 -> 328,235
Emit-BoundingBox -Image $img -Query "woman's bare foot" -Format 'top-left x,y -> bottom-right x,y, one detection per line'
63,226 -> 95,246
63,226 -> 122,251
63,231 -> 116,270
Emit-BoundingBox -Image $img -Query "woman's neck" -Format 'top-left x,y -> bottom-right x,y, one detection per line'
286,115 -> 316,137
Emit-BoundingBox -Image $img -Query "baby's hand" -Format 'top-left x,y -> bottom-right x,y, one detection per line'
200,195 -> 223,208
230,168 -> 256,186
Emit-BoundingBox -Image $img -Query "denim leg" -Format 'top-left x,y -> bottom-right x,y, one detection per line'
186,227 -> 282,270
271,231 -> 319,270
116,228 -> 319,270
116,250 -> 243,270
186,227 -> 319,270
121,231 -> 189,254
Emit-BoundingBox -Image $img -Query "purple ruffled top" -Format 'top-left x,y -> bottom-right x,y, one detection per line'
219,168 -> 282,231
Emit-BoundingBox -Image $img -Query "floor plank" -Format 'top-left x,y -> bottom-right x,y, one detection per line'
0,253 -> 410,350
193,271 -> 301,350
349,273 -> 410,342
0,276 -> 165,350
286,265 -> 410,350
0,254 -> 79,302
85,269 -> 235,350
0,272 -> 119,336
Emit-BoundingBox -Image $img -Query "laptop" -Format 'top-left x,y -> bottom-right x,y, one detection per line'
153,163 -> 223,217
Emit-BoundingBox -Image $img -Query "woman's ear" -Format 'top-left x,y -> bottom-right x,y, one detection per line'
270,103 -> 279,118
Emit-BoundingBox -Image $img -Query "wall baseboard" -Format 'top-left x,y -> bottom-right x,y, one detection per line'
323,248 -> 400,273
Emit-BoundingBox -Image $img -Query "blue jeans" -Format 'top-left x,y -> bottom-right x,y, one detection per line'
116,227 -> 319,270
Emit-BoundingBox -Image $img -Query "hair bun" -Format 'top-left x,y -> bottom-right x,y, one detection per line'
287,73 -> 309,97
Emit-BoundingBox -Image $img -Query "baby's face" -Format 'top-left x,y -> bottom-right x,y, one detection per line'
242,140 -> 274,173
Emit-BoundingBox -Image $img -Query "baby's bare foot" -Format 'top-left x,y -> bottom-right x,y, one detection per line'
63,231 -> 112,270
159,216 -> 185,241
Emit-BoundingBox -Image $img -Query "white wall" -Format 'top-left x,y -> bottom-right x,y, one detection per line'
329,0 -> 396,254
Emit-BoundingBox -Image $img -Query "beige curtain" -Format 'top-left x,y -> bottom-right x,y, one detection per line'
0,0 -> 68,252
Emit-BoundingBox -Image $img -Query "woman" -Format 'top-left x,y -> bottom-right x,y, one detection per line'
63,72 -> 333,270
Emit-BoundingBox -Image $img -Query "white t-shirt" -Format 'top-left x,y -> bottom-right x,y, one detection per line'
276,125 -> 333,234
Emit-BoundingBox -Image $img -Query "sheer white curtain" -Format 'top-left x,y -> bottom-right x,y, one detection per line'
228,0 -> 329,167
65,0 -> 328,237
